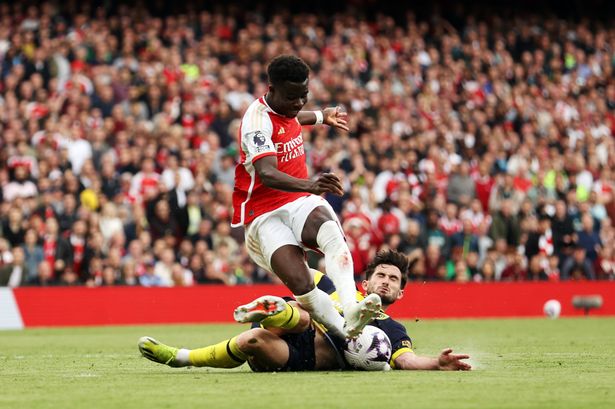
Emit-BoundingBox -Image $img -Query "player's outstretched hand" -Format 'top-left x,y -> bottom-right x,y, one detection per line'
309,172 -> 344,196
437,348 -> 472,371
323,106 -> 349,132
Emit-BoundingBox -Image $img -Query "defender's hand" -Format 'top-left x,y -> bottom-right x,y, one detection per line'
437,348 -> 472,371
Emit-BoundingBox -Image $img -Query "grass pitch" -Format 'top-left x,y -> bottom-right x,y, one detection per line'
1,318 -> 614,409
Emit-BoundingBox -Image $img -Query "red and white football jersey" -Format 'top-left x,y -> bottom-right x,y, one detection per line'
231,97 -> 310,226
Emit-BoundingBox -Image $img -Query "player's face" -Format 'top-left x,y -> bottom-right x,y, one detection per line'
268,80 -> 309,118
362,264 -> 404,306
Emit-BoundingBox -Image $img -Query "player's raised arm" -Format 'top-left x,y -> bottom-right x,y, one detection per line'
254,156 -> 344,196
297,106 -> 349,132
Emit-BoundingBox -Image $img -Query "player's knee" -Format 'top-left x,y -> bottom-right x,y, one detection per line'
288,273 -> 315,295
316,221 -> 351,262
316,220 -> 345,249
302,207 -> 333,244
296,309 -> 312,331
236,329 -> 271,354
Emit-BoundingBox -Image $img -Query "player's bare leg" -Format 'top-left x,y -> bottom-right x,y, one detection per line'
236,328 -> 291,371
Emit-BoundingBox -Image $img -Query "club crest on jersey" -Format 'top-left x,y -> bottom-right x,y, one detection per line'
401,340 -> 413,349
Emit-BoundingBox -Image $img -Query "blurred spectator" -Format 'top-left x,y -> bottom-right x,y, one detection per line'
527,256 -> 549,281
377,198 -> 402,238
450,219 -> 480,257
477,259 -> 496,283
423,244 -> 446,281
343,214 -> 375,279
99,203 -> 124,249
490,200 -> 521,249
101,266 -> 122,286
454,259 -> 470,283
27,260 -> 56,286
447,162 -> 475,206
68,220 -> 87,279
489,174 -> 524,215
551,200 -> 575,255
0,247 -> 28,287
147,192 -> 186,243
595,247 -> 615,281
424,208 -> 448,254
500,251 -> 527,282
120,260 -> 140,286
545,255 -> 561,282
439,203 -> 463,237
42,217 -> 72,279
1,206 -> 26,246
139,260 -> 164,287
162,154 -> 195,192
21,229 -> 44,282
561,246 -> 596,280
576,213 -> 603,263
399,219 -> 427,261
153,247 -> 175,287
524,215 -> 554,261
2,166 -> 37,202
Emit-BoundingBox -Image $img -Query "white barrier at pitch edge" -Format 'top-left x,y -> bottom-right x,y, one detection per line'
0,288 -> 24,330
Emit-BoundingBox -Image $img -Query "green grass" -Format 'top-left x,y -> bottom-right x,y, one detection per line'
1,318 -> 614,409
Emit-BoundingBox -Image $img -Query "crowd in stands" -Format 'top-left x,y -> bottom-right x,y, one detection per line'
1,1 -> 614,287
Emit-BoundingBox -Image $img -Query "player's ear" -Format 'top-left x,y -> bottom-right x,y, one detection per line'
361,280 -> 368,291
396,289 -> 404,301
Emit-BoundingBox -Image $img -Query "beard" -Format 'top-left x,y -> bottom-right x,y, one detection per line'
366,283 -> 398,306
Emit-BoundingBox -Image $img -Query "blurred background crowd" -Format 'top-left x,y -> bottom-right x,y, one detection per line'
1,0 -> 614,287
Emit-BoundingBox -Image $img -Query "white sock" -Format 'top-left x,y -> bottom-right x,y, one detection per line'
295,287 -> 345,338
316,220 -> 357,312
176,348 -> 191,366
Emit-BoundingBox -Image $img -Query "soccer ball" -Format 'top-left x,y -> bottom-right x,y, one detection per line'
543,299 -> 561,319
344,325 -> 392,371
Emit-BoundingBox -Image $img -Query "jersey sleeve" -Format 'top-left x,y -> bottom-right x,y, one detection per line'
379,318 -> 413,365
241,111 -> 276,164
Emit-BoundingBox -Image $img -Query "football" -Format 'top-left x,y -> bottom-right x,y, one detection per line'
344,325 -> 392,371
543,299 -> 561,319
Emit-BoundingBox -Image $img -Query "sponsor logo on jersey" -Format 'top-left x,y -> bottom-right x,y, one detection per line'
275,133 -> 305,162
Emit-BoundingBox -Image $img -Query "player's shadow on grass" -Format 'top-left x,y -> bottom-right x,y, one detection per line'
134,370 -> 352,376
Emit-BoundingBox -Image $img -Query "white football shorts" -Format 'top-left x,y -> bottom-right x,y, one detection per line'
244,194 -> 339,273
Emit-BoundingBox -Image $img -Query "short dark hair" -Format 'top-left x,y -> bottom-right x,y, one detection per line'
267,55 -> 310,86
364,250 -> 410,289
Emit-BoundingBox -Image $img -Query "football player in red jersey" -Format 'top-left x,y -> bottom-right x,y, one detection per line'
230,55 -> 381,339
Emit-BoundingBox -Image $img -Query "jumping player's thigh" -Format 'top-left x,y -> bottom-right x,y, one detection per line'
246,214 -> 313,294
237,329 -> 290,371
245,213 -> 301,273
286,195 -> 341,248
